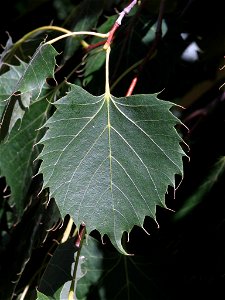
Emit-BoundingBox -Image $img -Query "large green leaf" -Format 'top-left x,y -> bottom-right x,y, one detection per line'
38,84 -> 186,253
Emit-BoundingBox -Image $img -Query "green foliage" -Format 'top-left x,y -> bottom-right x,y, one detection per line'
0,99 -> 49,215
76,236 -> 166,300
174,156 -> 225,220
0,0 -> 225,299
0,61 -> 26,117
62,0 -> 104,63
38,237 -> 78,299
83,15 -> 117,86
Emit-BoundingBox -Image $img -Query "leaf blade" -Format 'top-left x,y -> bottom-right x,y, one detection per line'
39,85 -> 186,253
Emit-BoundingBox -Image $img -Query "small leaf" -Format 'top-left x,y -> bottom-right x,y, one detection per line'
0,61 -> 27,118
142,20 -> 167,45
39,85 -> 186,254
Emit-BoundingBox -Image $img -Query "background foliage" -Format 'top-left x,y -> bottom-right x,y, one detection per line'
0,0 -> 225,299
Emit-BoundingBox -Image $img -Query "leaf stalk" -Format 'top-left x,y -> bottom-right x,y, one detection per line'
105,46 -> 111,99
46,31 -> 109,45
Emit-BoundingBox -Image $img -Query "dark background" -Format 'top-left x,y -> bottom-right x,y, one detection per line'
0,0 -> 225,299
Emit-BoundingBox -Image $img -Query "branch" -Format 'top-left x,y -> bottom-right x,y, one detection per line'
103,0 -> 138,50
46,31 -> 109,45
126,0 -> 166,96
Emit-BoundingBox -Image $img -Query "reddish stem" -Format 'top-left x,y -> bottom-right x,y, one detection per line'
125,0 -> 166,96
103,0 -> 138,50
126,76 -> 138,96
74,222 -> 86,249
103,22 -> 120,49
86,40 -> 106,52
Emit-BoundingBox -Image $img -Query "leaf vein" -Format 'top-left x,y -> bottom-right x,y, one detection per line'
113,100 -> 180,171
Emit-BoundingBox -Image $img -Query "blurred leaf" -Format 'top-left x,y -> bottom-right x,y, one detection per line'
142,19 -> 167,45
76,236 -> 103,299
37,291 -> 53,300
53,0 -> 75,20
0,35 -> 13,70
76,236 -> 167,300
174,156 -> 225,220
142,0 -> 178,14
38,237 -> 80,299
62,0 -> 104,63
83,15 -> 117,87
36,197 -> 61,245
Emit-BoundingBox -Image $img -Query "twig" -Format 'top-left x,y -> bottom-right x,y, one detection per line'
68,223 -> 86,300
74,222 -> 86,249
86,40 -> 106,52
126,0 -> 166,96
103,0 -> 138,50
46,31 -> 108,45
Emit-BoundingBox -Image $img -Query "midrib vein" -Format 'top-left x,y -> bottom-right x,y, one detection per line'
106,98 -> 113,191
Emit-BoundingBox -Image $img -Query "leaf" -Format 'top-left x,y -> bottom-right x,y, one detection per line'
84,13 -> 164,95
14,44 -> 57,101
37,235 -> 166,300
38,84 -> 186,254
0,43 -> 58,135
0,35 -> 13,70
62,0 -> 104,63
76,236 -> 167,300
37,237 -> 81,300
37,198 -> 61,244
0,207 -> 42,300
0,61 -> 27,118
76,236 -> 103,299
37,291 -> 53,300
0,98 -> 49,215
174,156 -> 225,220
83,15 -> 117,87
142,20 -> 167,45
